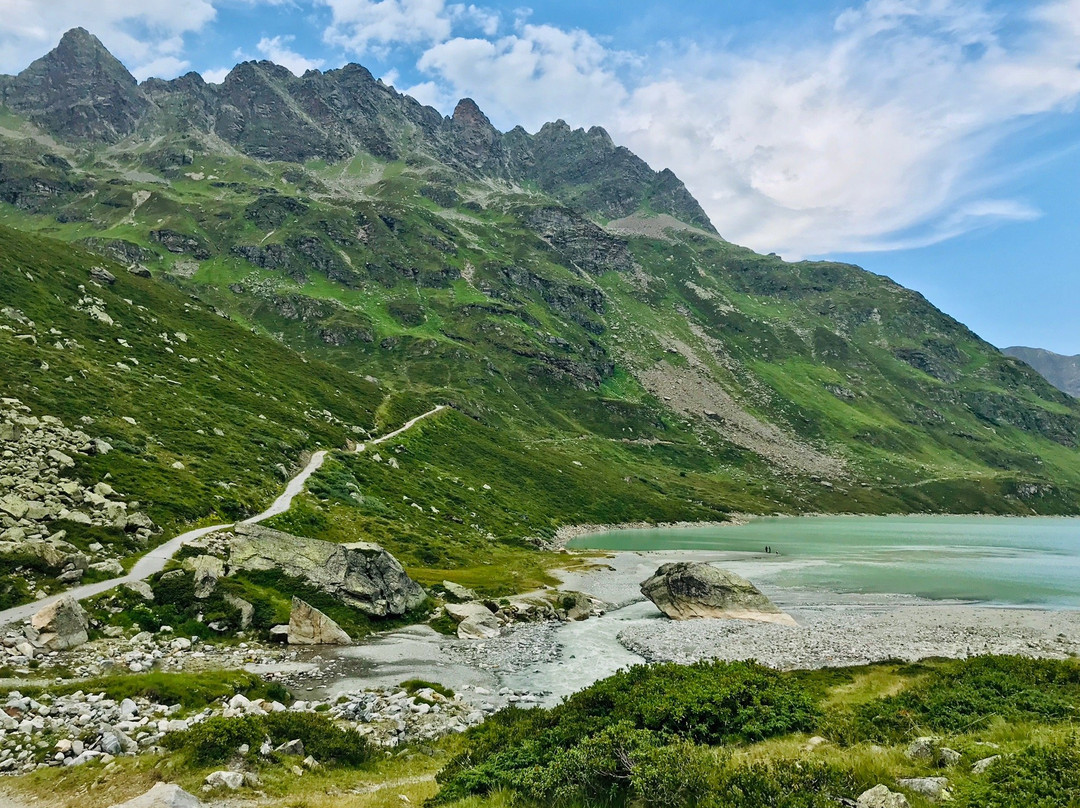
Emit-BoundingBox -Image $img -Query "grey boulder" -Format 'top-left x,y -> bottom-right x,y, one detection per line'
229,524 -> 425,617
640,562 -> 796,624
287,597 -> 351,645
857,785 -> 910,808
898,777 -> 950,801
27,595 -> 89,650
107,783 -> 204,808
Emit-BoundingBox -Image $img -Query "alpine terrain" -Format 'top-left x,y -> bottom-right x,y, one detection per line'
0,27 -> 1079,808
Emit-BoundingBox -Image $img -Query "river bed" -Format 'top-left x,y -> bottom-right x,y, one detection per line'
294,516 -> 1080,707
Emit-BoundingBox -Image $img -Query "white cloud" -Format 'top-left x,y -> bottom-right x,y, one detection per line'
319,0 -> 455,53
256,35 -> 325,74
413,0 -> 1080,257
418,24 -> 628,130
200,67 -> 232,84
318,0 -> 500,55
0,0 -> 217,78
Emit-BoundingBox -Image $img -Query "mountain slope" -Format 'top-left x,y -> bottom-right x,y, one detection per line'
1004,346 -> 1080,397
1,25 -> 1079,550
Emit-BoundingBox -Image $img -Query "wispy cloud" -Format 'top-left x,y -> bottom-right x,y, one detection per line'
256,34 -> 325,74
411,0 -> 1080,257
0,0 -> 217,79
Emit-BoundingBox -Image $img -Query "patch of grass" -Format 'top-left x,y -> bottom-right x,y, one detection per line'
401,679 -> 455,700
4,670 -> 290,710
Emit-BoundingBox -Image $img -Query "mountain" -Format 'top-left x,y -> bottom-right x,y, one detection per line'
1004,346 -> 1080,397
2,26 -> 1080,602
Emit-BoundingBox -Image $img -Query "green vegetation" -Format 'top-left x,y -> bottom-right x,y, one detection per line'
431,656 -> 1080,807
3,671 -> 290,710
402,679 -> 456,700
163,711 -> 376,767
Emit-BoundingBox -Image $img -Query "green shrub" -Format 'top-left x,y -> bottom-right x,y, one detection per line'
165,715 -> 263,765
709,761 -> 861,808
262,711 -> 375,766
432,661 -> 818,804
556,660 -> 819,745
401,679 -> 455,700
954,740 -> 1080,808
827,656 -> 1080,744
164,711 -> 375,767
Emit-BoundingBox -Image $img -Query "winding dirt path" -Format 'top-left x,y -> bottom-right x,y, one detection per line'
0,405 -> 446,629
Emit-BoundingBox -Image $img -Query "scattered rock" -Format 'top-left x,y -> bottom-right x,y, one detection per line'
89,267 -> 117,285
640,562 -> 797,624
937,747 -> 962,767
904,737 -> 938,762
971,755 -> 1001,774
442,580 -> 478,601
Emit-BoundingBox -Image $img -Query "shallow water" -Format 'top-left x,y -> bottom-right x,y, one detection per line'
568,516 -> 1080,609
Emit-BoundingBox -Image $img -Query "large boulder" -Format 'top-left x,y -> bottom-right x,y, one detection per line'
27,595 -> 89,650
640,562 -> 796,625
228,524 -> 425,617
287,597 -> 352,645
108,783 -> 204,808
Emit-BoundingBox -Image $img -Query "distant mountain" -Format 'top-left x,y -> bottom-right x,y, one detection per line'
2,27 -> 1080,530
0,28 -> 713,232
1004,347 -> 1080,397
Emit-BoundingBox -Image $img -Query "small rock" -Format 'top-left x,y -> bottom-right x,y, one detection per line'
204,770 -> 243,790
857,785 -> 910,808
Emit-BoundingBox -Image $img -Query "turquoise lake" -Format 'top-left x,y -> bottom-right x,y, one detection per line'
567,516 -> 1080,609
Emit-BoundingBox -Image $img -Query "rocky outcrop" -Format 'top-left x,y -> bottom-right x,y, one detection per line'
228,524 -> 426,617
0,28 -> 148,143
640,562 -> 796,625
26,595 -> 88,651
287,597 -> 351,645
108,783 -> 204,808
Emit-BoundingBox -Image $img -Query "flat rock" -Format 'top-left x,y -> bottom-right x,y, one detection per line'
640,562 -> 796,624
445,602 -> 498,624
897,777 -> 950,800
458,612 -> 502,639
287,597 -> 351,645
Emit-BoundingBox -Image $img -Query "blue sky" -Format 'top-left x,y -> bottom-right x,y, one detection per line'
2,0 -> 1078,353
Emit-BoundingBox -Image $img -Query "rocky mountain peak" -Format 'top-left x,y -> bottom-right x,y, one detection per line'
452,97 -> 493,129
1,27 -> 147,143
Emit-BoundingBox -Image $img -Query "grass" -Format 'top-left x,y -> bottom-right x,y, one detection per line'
1,670 -> 290,710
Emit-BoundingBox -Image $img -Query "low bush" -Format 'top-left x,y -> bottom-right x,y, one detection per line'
164,711 -> 375,768
401,679 -> 455,700
953,739 -> 1080,808
432,661 -> 819,804
555,660 -> 819,745
826,656 -> 1080,743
